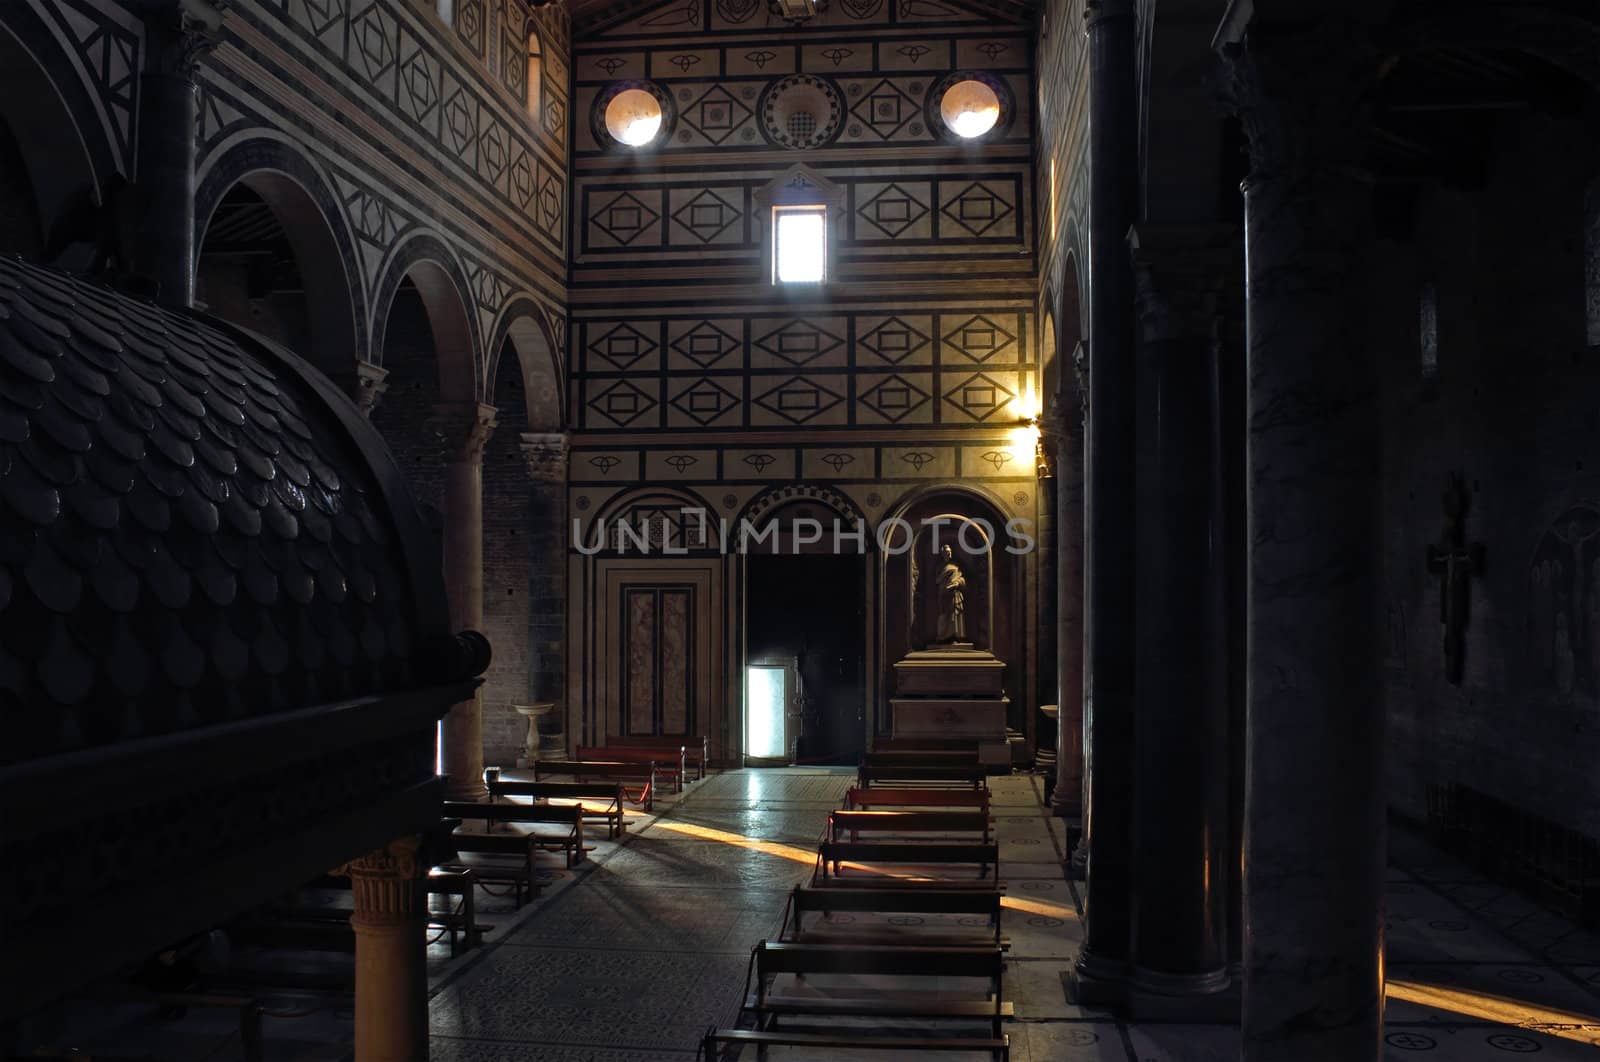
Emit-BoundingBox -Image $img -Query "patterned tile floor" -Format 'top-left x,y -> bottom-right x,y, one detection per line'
18,770 -> 1600,1060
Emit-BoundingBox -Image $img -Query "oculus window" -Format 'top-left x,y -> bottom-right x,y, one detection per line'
773,205 -> 827,283
605,88 -> 664,148
941,79 -> 1002,139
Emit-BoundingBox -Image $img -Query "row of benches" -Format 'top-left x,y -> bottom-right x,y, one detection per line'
703,753 -> 1016,1061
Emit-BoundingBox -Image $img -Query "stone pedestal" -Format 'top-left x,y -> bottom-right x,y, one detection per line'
890,646 -> 1009,763
512,702 -> 555,768
335,836 -> 427,1062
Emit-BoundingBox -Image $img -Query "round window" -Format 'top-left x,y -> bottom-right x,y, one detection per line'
940,79 -> 1002,139
604,88 -> 664,147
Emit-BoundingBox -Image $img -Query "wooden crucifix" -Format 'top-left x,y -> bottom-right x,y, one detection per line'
1426,473 -> 1485,685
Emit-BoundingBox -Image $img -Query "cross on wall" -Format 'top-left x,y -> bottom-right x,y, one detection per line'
1426,473 -> 1485,685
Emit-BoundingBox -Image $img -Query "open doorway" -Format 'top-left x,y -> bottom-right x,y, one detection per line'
746,554 -> 867,766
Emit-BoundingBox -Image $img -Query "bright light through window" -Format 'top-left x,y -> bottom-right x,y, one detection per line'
774,206 -> 826,283
941,79 -> 1001,139
605,89 -> 663,148
747,666 -> 786,758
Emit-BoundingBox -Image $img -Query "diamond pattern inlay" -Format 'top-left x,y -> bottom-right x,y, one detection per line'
754,376 -> 843,424
669,378 -> 741,426
754,321 -> 843,367
943,372 -> 1015,422
587,380 -> 657,427
859,374 -> 931,422
591,192 -> 660,246
850,79 -> 919,139
940,181 -> 1015,237
671,190 -> 741,244
670,322 -> 742,368
857,183 -> 929,240
682,85 -> 753,145
858,317 -> 931,364
942,314 -> 1017,362
590,323 -> 658,370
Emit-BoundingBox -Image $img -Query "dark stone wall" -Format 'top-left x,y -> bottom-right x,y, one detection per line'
481,348 -> 533,764
1378,110 -> 1600,838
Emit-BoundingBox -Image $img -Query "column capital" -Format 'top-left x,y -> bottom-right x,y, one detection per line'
1217,19 -> 1381,186
332,835 -> 423,928
1128,224 -> 1241,346
132,0 -> 226,78
519,431 -> 570,484
346,361 -> 389,418
431,401 -> 498,463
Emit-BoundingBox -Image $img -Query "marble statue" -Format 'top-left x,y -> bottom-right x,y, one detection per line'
934,545 -> 967,643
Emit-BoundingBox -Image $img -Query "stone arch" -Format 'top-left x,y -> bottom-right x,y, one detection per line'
583,485 -> 720,554
371,233 -> 481,405
194,135 -> 367,383
0,13 -> 117,262
487,297 -> 564,431
739,482 -> 865,527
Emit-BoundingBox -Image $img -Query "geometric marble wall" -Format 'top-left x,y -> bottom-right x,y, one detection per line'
566,0 -> 1044,759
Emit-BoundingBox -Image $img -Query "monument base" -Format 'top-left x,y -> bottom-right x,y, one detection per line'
893,645 -> 1006,697
890,696 -> 1010,765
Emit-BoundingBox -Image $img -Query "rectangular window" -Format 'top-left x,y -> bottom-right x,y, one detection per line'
1419,280 -> 1439,381
773,205 -> 826,283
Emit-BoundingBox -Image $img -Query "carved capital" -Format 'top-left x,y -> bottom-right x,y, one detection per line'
347,362 -> 389,418
135,0 -> 227,79
1218,19 -> 1381,186
519,431 -> 570,484
1128,224 -> 1241,347
431,402 -> 498,463
332,835 -> 423,928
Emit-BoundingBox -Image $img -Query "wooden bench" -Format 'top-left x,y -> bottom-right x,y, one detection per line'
743,940 -> 1012,1037
857,763 -> 989,790
780,885 -> 1007,949
444,801 -> 585,868
814,840 -> 1001,887
863,750 -> 982,767
603,733 -> 710,780
829,809 -> 992,843
702,1027 -> 1008,1061
844,786 -> 992,814
488,778 -> 627,840
444,832 -> 545,907
574,744 -> 684,793
534,759 -> 658,811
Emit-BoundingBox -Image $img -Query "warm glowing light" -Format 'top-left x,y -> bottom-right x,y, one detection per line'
604,89 -> 663,147
774,207 -> 826,283
941,80 -> 1001,139
1387,980 -> 1600,1046
1010,381 -> 1040,423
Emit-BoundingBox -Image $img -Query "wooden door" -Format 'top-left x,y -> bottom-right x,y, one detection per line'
620,585 -> 694,737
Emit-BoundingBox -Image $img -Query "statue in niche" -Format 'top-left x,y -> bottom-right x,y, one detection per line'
933,545 -> 968,644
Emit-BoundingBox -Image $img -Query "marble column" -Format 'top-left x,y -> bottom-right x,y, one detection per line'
520,431 -> 569,760
1222,24 -> 1385,1062
335,837 -> 428,1062
1047,367 -> 1085,822
1127,225 -> 1234,1016
1072,0 -> 1140,1004
437,402 -> 497,802
130,1 -> 221,307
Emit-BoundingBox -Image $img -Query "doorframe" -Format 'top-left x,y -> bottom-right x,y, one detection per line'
742,655 -> 799,766
735,548 -> 875,767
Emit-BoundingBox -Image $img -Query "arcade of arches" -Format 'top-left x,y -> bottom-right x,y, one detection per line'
1,0 -> 1599,1060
